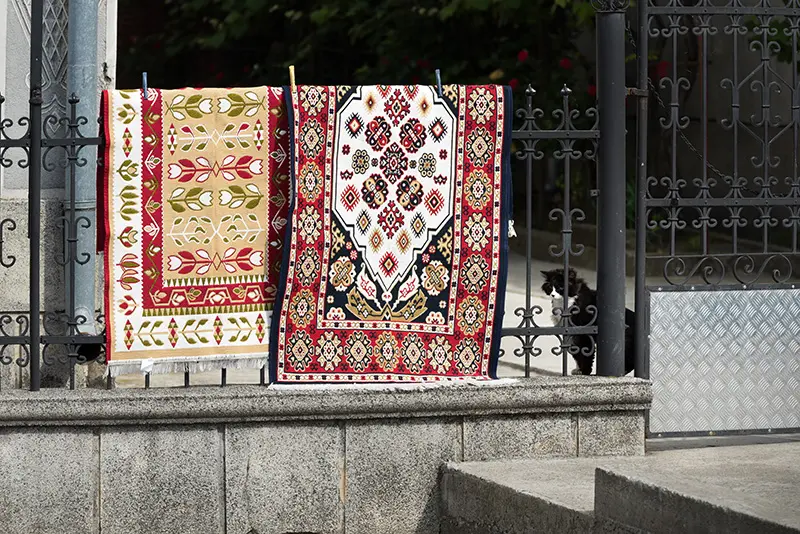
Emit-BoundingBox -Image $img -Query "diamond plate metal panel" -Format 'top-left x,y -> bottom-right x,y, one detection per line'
649,289 -> 800,434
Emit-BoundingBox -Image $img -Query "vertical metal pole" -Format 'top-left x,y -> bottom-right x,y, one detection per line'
634,0 -> 650,379
67,0 -> 99,338
28,0 -> 44,391
595,2 -> 627,376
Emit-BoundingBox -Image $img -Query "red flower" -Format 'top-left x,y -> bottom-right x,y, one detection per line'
559,57 -> 573,70
655,60 -> 671,79
587,84 -> 597,97
509,78 -> 519,91
517,49 -> 529,63
416,58 -> 431,71
215,72 -> 224,81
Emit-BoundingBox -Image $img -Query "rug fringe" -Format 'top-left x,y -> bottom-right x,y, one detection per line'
268,378 -> 519,391
106,355 -> 267,378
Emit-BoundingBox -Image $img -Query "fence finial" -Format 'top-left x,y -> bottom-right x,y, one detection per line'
289,65 -> 296,93
435,69 -> 443,98
142,72 -> 148,97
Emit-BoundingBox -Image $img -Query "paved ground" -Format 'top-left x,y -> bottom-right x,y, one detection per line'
114,250 -> 637,388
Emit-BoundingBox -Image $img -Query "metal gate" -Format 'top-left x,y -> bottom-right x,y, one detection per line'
633,0 -> 800,436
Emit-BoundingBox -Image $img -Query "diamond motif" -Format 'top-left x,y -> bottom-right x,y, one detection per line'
124,320 -> 134,350
254,120 -> 264,150
424,190 -> 445,216
429,118 -> 447,142
167,124 -> 178,154
213,316 -> 223,344
410,213 -> 427,238
380,252 -> 398,277
369,229 -> 383,252
122,128 -> 133,157
356,210 -> 371,235
256,314 -> 265,343
346,113 -> 363,138
396,230 -> 411,254
168,318 -> 179,348
341,184 -> 360,212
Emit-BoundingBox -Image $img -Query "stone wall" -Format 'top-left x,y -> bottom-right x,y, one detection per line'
0,377 -> 651,534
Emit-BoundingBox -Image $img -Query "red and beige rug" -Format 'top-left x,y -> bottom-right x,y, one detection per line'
270,85 -> 512,382
100,86 -> 289,376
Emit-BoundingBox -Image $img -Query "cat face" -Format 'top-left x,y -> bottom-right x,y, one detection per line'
541,268 -> 578,298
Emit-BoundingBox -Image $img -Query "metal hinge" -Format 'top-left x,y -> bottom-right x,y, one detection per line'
626,87 -> 649,98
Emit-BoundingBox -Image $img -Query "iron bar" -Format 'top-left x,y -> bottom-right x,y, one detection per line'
28,0 -> 45,391
648,7 -> 800,16
595,5 -> 627,377
524,87 -> 534,378
646,198 -> 800,207
634,0 -> 649,379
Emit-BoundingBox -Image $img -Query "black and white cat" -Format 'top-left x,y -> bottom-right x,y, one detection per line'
541,268 -> 635,376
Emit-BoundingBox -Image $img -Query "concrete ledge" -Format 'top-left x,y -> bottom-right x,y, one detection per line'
0,377 -> 651,427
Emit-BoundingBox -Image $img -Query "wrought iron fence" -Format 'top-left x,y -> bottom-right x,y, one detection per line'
633,0 -> 800,436
1,0 -> 635,390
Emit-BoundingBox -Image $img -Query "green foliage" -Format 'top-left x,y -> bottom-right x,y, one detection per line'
119,0 -> 600,113
744,16 -> 800,71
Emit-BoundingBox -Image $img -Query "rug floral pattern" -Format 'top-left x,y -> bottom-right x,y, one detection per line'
103,86 -> 289,374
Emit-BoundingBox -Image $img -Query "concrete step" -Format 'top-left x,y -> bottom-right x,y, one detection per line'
595,444 -> 800,534
440,442 -> 800,534
441,458 -> 635,534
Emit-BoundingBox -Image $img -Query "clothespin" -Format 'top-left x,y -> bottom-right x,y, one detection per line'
142,72 -> 148,98
434,69 -> 443,98
289,65 -> 296,93
508,220 -> 517,239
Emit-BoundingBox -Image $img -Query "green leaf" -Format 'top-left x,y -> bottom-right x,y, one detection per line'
245,197 -> 261,209
170,202 -> 186,213
186,94 -> 203,106
186,109 -> 203,119
187,187 -> 204,197
229,185 -> 245,195
228,93 -> 245,103
227,107 -> 243,118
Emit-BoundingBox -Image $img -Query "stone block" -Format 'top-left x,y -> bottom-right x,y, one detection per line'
462,413 -> 577,461
345,418 -> 460,534
100,426 -> 224,534
578,411 -> 645,457
225,422 -> 344,534
0,428 -> 98,534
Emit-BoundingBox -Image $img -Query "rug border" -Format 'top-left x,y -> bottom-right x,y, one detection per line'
488,85 -> 514,379
268,85 -> 296,384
